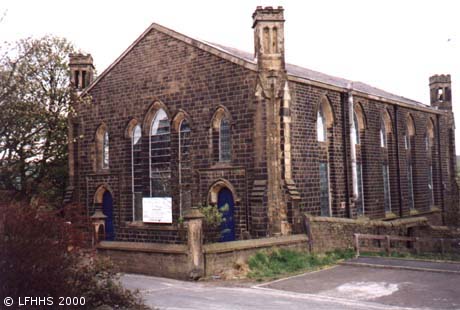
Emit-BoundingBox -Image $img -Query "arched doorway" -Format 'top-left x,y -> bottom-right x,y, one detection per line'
217,187 -> 235,242
102,191 -> 114,241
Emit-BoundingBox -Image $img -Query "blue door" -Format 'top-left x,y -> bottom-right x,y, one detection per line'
217,188 -> 235,242
102,191 -> 114,241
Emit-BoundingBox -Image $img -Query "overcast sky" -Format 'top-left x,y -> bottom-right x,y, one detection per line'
2,0 -> 460,153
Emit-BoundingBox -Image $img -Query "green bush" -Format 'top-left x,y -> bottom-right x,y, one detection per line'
0,201 -> 149,309
198,204 -> 223,227
248,248 -> 355,280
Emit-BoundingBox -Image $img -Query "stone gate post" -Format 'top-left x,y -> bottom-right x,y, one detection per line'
184,208 -> 205,280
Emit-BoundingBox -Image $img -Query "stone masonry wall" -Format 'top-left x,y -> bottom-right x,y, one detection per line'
76,28 -> 258,243
289,80 -> 457,226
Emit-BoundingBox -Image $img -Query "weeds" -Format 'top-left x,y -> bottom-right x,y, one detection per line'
247,248 -> 355,280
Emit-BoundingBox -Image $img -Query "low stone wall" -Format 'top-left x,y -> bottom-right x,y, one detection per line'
97,241 -> 190,280
306,214 -> 429,252
97,234 -> 309,280
203,234 -> 308,276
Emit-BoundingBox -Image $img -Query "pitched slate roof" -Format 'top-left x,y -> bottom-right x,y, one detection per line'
84,23 -> 430,110
208,42 -> 426,107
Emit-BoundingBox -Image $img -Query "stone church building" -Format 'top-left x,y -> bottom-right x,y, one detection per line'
68,6 -> 459,244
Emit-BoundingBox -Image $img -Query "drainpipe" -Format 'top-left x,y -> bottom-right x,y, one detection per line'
348,84 -> 358,202
341,92 -> 351,218
436,114 -> 445,225
393,105 -> 403,218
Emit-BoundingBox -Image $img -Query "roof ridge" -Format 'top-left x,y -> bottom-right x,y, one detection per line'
193,41 -> 428,107
81,21 -> 431,110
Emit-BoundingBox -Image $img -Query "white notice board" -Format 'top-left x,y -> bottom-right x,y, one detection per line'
142,197 -> 172,223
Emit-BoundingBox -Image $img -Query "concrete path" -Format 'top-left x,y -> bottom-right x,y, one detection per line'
121,273 -> 412,310
342,256 -> 460,273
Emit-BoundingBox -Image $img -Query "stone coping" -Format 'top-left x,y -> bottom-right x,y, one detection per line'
203,234 -> 308,254
305,214 -> 429,227
97,241 -> 188,254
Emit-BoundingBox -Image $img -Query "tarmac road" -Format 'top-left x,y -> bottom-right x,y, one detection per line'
122,273 -> 412,310
121,257 -> 460,310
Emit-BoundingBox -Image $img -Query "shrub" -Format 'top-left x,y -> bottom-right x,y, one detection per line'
198,204 -> 223,227
0,201 -> 149,309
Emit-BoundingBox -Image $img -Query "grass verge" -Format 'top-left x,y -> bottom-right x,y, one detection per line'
247,248 -> 355,281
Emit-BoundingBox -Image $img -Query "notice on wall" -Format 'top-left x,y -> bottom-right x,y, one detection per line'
142,197 -> 172,223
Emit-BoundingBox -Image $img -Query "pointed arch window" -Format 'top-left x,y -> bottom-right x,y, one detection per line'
317,97 -> 333,216
353,108 -> 365,216
102,131 -> 109,169
179,119 -> 191,216
211,107 -> 232,163
133,124 -> 141,145
95,124 -> 109,171
352,111 -> 360,145
130,123 -> 142,221
427,120 -> 435,207
380,111 -> 392,214
380,118 -> 387,148
219,118 -> 231,162
149,108 -> 171,197
406,115 -> 416,211
317,109 -> 326,142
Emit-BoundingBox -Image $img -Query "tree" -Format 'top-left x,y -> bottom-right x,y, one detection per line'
0,201 -> 149,309
0,36 -> 75,203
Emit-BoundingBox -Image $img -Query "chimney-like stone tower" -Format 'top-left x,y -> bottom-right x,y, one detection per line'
69,54 -> 95,91
252,6 -> 295,237
430,74 -> 452,110
65,54 -> 95,205
252,6 -> 285,73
